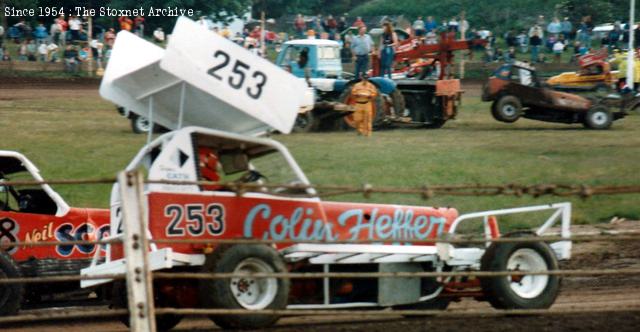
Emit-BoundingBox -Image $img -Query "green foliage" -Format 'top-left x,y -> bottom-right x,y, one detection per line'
350,0 -> 640,34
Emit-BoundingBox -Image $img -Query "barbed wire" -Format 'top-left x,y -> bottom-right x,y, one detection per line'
1,268 -> 639,285
2,232 -> 640,251
4,177 -> 640,199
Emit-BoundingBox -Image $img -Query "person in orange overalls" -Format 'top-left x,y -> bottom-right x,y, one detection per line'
349,77 -> 378,136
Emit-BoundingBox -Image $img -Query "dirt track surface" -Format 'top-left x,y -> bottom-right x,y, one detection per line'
3,221 -> 639,332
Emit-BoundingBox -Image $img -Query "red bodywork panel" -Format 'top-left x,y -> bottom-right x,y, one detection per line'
118,192 -> 459,258
0,208 -> 110,261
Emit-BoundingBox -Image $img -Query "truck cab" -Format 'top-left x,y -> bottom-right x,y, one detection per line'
275,39 -> 342,79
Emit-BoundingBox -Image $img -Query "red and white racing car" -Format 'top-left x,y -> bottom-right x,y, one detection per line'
0,151 -> 110,315
80,126 -> 572,330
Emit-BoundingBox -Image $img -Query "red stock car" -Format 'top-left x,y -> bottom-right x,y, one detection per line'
0,151 -> 110,315
79,127 -> 573,330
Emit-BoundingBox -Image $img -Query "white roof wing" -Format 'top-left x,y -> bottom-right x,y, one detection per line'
100,18 -> 307,135
159,17 -> 307,134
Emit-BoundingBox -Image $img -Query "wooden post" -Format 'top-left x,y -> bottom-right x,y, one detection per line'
87,15 -> 93,76
118,171 -> 156,332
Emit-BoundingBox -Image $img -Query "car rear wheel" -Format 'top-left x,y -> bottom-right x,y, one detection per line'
583,106 -> 612,129
492,96 -> 522,123
480,241 -> 560,309
198,244 -> 289,329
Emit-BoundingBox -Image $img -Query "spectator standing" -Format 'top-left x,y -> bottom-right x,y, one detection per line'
552,38 -> 564,62
133,15 -> 145,36
561,17 -> 573,43
608,22 -> 622,51
105,28 -> 116,47
459,13 -> 469,39
341,41 -> 353,64
351,26 -> 373,78
0,25 -> 4,47
529,31 -> 542,63
314,14 -> 324,33
448,17 -> 459,32
547,17 -> 562,37
55,15 -> 68,46
353,17 -> 366,29
326,15 -> 338,40
37,42 -> 47,62
413,16 -> 426,37
378,22 -> 398,78
294,14 -> 306,38
0,47 -> 4,60
578,16 -> 593,48
517,30 -> 528,53
221,25 -> 232,39
18,40 -> 28,61
528,24 -> 544,40
338,16 -> 348,33
34,23 -> 48,44
153,27 -> 165,43
68,16 -> 82,41
425,16 -> 437,32
505,30 -> 517,48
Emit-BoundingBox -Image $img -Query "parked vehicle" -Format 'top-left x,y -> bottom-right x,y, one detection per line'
482,61 -> 627,129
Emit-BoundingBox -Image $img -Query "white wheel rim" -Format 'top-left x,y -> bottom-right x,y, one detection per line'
506,248 -> 549,299
230,258 -> 278,310
591,111 -> 608,125
136,117 -> 151,132
502,104 -> 517,116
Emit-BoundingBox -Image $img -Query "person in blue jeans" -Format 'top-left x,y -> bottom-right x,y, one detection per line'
351,26 -> 373,78
529,32 -> 542,63
379,22 -> 398,78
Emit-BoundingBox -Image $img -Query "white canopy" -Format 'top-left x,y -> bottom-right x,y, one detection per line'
100,17 -> 308,135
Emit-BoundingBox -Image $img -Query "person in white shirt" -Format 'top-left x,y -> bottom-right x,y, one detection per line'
68,16 -> 82,41
37,42 -> 48,62
552,40 -> 565,63
46,41 -> 59,62
153,28 -> 165,43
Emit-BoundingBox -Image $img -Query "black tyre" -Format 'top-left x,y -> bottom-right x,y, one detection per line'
111,280 -> 183,331
583,106 -> 613,129
292,112 -> 318,133
480,241 -> 560,309
339,83 -> 387,130
198,244 -> 289,330
130,115 -> 152,134
0,251 -> 23,316
492,95 -> 522,123
390,89 -> 406,117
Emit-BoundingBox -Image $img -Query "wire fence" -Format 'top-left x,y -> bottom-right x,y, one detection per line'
0,174 -> 639,330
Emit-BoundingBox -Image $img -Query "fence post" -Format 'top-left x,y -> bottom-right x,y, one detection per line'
118,170 -> 156,332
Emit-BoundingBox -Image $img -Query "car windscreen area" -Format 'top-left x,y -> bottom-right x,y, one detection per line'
0,170 -> 57,215
192,134 -> 307,197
